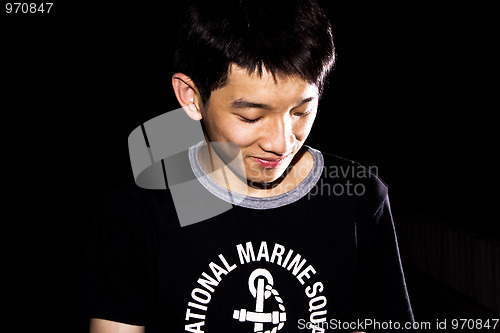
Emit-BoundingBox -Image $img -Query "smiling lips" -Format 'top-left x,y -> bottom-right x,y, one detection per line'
251,154 -> 290,168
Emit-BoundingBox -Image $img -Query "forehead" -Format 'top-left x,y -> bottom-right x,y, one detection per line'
216,64 -> 318,104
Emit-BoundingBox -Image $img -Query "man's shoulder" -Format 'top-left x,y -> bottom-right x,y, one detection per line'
318,150 -> 386,187
101,180 -> 156,206
311,148 -> 389,212
97,180 -> 176,223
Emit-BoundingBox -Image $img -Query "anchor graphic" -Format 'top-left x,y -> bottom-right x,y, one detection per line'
233,268 -> 287,333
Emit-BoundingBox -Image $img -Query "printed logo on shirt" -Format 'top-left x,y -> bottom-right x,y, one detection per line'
233,268 -> 286,332
184,241 -> 328,333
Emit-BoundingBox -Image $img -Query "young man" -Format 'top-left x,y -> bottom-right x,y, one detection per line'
80,0 -> 414,332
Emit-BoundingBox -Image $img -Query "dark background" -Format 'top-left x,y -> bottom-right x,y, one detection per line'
2,1 -> 497,331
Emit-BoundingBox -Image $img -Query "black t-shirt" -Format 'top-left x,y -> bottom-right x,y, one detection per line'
80,146 -> 414,332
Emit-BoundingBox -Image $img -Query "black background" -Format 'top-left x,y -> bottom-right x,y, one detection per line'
2,1 -> 497,331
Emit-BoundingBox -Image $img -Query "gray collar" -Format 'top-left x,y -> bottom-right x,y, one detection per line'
188,142 -> 324,210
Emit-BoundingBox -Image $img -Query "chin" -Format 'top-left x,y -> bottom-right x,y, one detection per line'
251,176 -> 280,185
246,168 -> 286,185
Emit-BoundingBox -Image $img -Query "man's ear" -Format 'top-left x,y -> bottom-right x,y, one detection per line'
172,73 -> 204,120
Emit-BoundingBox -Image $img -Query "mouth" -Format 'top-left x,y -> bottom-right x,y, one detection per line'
251,153 -> 291,169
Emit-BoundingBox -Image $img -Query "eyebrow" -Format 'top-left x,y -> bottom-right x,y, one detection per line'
231,96 -> 315,110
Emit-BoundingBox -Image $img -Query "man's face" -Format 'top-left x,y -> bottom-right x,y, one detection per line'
201,64 -> 319,184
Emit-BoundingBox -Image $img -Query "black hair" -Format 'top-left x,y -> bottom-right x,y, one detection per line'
174,0 -> 335,104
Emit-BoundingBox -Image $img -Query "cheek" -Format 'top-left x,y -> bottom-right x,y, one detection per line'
294,114 -> 317,141
208,116 -> 259,148
227,125 -> 260,147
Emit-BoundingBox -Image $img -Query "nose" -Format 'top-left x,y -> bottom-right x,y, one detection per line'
259,115 -> 294,156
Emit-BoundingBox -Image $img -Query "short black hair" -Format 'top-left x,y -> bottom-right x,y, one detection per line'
174,0 -> 335,104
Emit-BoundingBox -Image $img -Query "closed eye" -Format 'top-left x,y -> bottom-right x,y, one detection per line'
239,116 -> 262,123
293,111 -> 312,118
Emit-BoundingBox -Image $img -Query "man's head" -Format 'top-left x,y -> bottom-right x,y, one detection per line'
172,0 -> 335,185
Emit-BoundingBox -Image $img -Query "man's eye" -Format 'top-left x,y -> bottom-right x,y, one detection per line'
294,111 -> 312,118
239,116 -> 261,123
